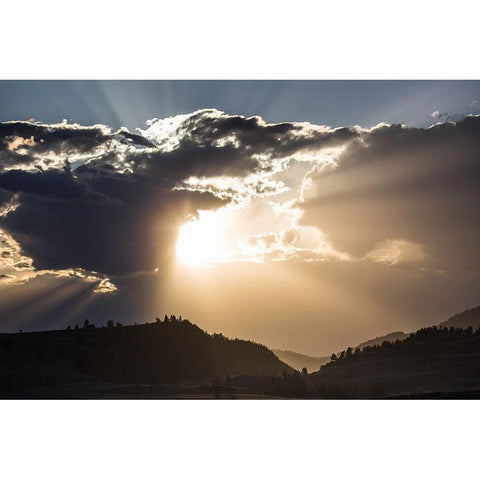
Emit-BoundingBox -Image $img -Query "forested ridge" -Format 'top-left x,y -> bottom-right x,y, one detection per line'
2,310 -> 480,399
0,315 -> 294,397
310,325 -> 480,398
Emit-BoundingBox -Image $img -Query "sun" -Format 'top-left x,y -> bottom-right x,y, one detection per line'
176,211 -> 224,267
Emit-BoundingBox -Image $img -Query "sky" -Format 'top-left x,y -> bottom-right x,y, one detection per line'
1,80 -> 480,131
0,80 -> 480,355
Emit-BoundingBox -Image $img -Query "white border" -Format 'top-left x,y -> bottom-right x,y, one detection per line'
1,0 -> 479,79
0,400 -> 478,479
1,1 -> 478,477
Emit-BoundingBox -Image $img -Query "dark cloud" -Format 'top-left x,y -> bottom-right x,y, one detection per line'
135,110 -> 359,187
0,121 -> 109,153
0,118 -> 238,277
1,111 -> 479,288
114,128 -> 156,148
300,115 -> 480,270
178,110 -> 357,161
1,110 -> 480,350
0,169 -> 107,201
0,110 -> 360,280
0,187 -> 12,205
0,173 -> 225,276
129,142 -> 261,185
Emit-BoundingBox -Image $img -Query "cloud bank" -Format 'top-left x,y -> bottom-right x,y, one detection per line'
301,115 -> 480,270
0,110 -> 479,296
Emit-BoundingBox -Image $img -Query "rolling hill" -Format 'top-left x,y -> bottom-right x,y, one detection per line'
312,325 -> 480,398
273,332 -> 409,374
356,331 -> 408,350
353,304 -> 480,353
273,349 -> 330,372
0,317 -> 294,398
4,303 -> 480,399
438,305 -> 480,330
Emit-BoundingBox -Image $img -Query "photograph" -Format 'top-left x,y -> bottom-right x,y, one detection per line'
1,79 -> 479,400
2,2 -> 479,478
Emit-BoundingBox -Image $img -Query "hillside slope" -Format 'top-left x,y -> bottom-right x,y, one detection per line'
356,331 -> 408,350
273,349 -> 330,372
312,326 -> 480,398
439,305 -> 480,330
0,318 -> 294,398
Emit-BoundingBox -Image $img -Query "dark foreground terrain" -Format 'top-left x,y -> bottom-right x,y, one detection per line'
1,315 -> 480,399
0,317 -> 295,399
311,325 -> 480,398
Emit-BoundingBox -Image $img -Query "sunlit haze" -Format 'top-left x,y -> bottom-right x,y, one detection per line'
1,80 -> 480,357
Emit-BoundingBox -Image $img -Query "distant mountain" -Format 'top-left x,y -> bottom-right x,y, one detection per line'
274,332 -> 409,374
351,304 -> 480,352
0,318 -> 294,398
334,304 -> 480,360
438,305 -> 480,330
273,349 -> 330,373
356,331 -> 408,350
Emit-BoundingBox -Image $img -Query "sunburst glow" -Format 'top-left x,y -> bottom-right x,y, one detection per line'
175,211 -> 226,267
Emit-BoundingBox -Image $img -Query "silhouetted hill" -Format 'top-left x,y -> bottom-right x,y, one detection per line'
350,304 -> 480,354
273,349 -> 330,373
4,305 -> 480,399
356,331 -> 408,350
438,305 -> 480,330
0,317 -> 294,398
312,325 -> 480,398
